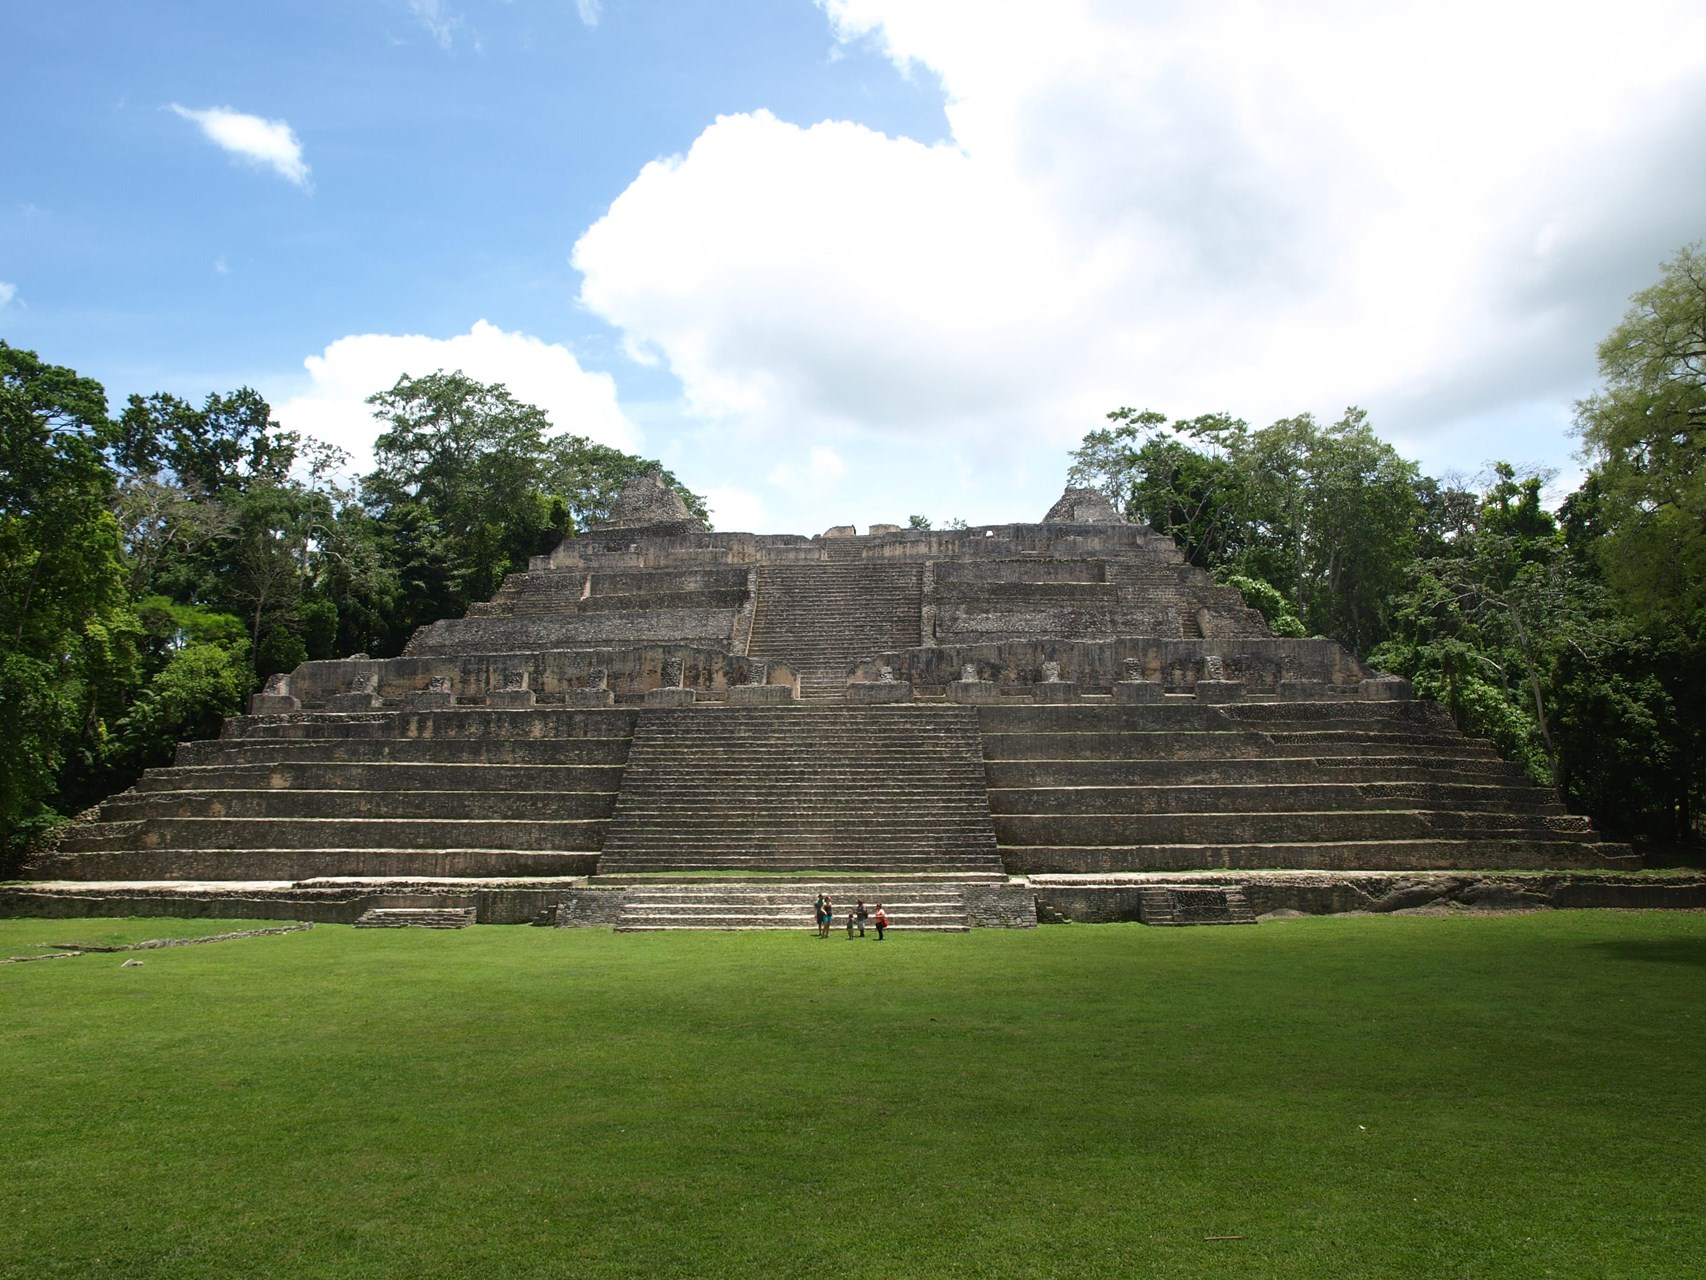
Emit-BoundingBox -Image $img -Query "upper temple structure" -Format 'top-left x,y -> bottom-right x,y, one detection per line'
12,475 -> 1636,929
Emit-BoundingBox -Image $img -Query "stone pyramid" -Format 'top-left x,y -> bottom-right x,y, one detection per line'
9,476 -> 1633,926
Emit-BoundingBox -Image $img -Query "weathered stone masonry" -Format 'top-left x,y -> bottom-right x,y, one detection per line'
8,480 -> 1640,926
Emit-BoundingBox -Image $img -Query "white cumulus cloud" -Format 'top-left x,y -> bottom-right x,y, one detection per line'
169,105 -> 311,188
408,0 -> 459,48
573,0 -> 1706,524
576,0 -> 602,29
766,444 -> 849,492
702,485 -> 767,532
0,282 -> 16,310
268,320 -> 643,477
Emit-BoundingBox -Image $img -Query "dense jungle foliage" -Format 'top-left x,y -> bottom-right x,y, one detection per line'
1070,244 -> 1706,851
0,357 -> 703,868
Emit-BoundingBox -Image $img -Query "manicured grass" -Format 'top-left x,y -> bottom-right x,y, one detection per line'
1,916 -> 289,957
3,913 -> 1703,1279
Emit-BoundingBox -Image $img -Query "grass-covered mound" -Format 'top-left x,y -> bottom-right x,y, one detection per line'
4,913 -> 1702,1278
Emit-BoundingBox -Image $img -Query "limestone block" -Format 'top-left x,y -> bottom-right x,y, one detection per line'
1275,679 -> 1333,701
948,680 -> 1003,705
568,688 -> 615,707
822,524 -> 856,538
847,681 -> 913,704
1031,681 -> 1081,703
249,693 -> 300,713
328,692 -> 383,711
487,689 -> 538,708
1112,680 -> 1164,704
1193,679 -> 1245,703
407,691 -> 457,709
727,683 -> 796,705
1360,676 -> 1413,701
644,687 -> 697,706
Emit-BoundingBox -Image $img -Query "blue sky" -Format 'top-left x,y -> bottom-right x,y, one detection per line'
7,1 -> 1706,532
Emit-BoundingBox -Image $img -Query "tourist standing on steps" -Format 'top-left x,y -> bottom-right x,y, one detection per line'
854,901 -> 868,937
873,904 -> 888,940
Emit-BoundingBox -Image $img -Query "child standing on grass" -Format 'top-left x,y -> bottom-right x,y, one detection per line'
846,909 -> 857,939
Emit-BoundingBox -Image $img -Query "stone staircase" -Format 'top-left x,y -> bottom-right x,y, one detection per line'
598,705 -> 1002,874
34,709 -> 635,882
607,883 -> 973,931
746,562 -> 924,698
980,700 -> 1636,873
1136,885 -> 1257,925
353,906 -> 477,929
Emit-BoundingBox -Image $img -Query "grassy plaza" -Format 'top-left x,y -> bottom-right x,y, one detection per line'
4,910 -> 1702,1278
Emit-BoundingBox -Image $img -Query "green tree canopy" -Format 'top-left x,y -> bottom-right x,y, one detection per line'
1071,406 -> 1421,653
360,369 -> 709,648
1575,242 -> 1706,631
0,344 -> 134,859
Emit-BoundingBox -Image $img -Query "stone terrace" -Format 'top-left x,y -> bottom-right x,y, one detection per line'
8,481 -> 1637,924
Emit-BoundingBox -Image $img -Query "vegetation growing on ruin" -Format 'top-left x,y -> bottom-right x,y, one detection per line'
1070,244 -> 1706,847
0,353 -> 705,869
2,913 -> 1702,1279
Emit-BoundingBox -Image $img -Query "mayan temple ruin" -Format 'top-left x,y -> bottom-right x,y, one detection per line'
10,473 -> 1636,928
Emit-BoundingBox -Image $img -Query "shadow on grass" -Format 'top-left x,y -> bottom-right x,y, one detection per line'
1585,937 -> 1706,968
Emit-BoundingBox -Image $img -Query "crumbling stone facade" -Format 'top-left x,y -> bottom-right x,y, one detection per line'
13,476 -> 1635,925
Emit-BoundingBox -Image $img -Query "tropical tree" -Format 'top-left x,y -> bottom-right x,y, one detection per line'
1071,406 -> 1421,652
0,344 -> 133,862
362,370 -> 709,645
1575,242 -> 1706,632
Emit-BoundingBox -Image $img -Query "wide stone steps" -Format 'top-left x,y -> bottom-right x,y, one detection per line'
991,809 -> 1588,846
176,737 -> 633,767
987,782 -> 1565,815
220,709 -> 636,741
613,886 -> 970,932
601,705 -> 1000,875
984,758 -> 1531,787
746,563 -> 924,696
99,788 -> 618,822
981,732 -> 1505,764
58,816 -> 608,853
30,848 -> 597,880
977,704 -> 1248,732
603,855 -> 997,874
980,732 -> 1278,761
137,762 -> 626,792
1137,885 -> 1257,926
973,696 -> 1629,873
353,907 -> 476,929
1002,839 -> 1632,874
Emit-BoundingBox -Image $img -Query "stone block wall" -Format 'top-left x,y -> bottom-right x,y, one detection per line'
852,636 -> 1372,695
268,647 -> 796,708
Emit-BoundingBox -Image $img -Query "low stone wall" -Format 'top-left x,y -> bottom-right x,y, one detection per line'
857,636 -> 1372,694
963,882 -> 1039,927
1030,871 -> 1706,922
0,882 -> 574,925
269,647 -> 793,708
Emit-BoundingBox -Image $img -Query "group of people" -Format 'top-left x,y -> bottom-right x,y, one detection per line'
814,894 -> 887,940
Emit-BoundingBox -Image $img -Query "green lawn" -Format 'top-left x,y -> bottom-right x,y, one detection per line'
1,916 -> 291,957
3,913 -> 1702,1279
